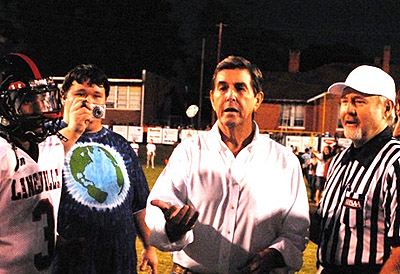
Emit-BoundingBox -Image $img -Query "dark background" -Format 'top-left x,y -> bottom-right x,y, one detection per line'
2,0 -> 400,114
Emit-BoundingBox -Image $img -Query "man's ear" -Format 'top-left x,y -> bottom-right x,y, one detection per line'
385,100 -> 394,113
61,91 -> 66,103
209,90 -> 216,111
388,101 -> 393,111
254,91 -> 264,111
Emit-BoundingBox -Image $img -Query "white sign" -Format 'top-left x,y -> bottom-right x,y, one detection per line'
147,127 -> 163,144
321,137 -> 336,152
112,125 -> 128,139
162,128 -> 179,145
302,136 -> 318,152
180,129 -> 198,141
285,136 -> 302,151
128,126 -> 143,143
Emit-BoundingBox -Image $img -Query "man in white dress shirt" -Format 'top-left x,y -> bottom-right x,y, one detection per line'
145,56 -> 309,274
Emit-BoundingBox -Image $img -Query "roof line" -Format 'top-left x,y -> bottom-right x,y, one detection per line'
307,91 -> 327,103
51,76 -> 142,83
265,98 -> 307,103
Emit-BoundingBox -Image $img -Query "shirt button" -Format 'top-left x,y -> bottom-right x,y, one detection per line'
227,230 -> 231,234
231,205 -> 235,209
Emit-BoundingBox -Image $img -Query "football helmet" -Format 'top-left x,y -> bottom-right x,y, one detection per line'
0,53 -> 62,143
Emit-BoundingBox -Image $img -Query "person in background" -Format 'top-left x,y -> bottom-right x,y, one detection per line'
53,64 -> 157,274
312,65 -> 400,274
146,139 -> 156,168
145,56 -> 309,274
301,147 -> 312,185
314,146 -> 333,205
308,152 -> 318,203
131,139 -> 139,155
0,53 -> 87,273
292,146 -> 305,174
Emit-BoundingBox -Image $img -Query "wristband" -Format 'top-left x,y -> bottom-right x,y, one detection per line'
56,131 -> 69,142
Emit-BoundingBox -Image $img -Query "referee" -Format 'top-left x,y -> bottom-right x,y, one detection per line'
313,65 -> 400,274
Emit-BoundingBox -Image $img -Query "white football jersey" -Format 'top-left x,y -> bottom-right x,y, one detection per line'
0,135 -> 63,274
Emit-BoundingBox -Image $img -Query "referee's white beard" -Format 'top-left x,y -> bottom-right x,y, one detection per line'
344,127 -> 363,144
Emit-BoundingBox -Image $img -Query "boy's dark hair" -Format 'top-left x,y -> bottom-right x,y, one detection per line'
211,56 -> 263,96
62,64 -> 110,98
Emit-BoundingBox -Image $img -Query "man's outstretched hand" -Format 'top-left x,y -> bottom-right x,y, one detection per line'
151,200 -> 199,243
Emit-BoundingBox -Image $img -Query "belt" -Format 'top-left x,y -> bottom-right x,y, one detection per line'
171,263 -> 199,274
321,264 -> 382,274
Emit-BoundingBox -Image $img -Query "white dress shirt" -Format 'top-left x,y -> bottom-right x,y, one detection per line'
145,122 -> 309,274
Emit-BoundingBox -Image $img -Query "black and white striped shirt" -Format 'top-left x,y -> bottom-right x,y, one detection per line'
317,127 -> 400,269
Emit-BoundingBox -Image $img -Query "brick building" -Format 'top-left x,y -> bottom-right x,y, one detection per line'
255,46 -> 400,139
54,47 -> 399,141
54,70 -> 185,127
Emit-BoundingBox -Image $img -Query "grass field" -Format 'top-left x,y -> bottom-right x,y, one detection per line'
135,145 -> 317,273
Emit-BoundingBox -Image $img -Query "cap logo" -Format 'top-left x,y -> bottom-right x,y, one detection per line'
8,81 -> 26,90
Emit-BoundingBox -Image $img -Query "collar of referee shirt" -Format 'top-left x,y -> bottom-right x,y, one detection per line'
341,126 -> 392,167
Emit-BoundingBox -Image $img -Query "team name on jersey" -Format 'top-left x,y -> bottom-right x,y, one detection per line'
11,169 -> 61,201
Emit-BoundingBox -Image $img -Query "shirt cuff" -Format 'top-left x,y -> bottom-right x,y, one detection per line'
149,222 -> 194,252
269,237 -> 305,271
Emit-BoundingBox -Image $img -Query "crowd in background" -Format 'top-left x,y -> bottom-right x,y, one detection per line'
292,144 -> 343,205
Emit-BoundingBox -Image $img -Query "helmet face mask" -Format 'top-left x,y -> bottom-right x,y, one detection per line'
12,79 -> 61,118
0,57 -> 63,143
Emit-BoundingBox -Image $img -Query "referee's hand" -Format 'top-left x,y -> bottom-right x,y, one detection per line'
151,199 -> 199,243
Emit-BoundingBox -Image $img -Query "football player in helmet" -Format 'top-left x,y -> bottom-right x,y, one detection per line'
0,53 -> 90,274
0,53 -> 63,153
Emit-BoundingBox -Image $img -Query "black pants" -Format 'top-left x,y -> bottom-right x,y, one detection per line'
321,265 -> 382,274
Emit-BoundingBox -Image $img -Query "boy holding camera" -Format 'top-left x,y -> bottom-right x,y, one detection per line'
53,64 -> 157,274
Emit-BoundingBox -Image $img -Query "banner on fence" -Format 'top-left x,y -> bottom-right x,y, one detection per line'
162,128 -> 179,145
147,127 -> 163,143
180,129 -> 198,141
128,126 -> 144,143
112,125 -> 128,139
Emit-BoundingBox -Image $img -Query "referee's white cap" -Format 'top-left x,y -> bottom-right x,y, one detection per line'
327,65 -> 396,104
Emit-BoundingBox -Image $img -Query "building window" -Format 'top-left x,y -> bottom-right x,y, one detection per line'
117,86 -> 128,109
279,104 -> 304,128
106,85 -> 141,110
128,86 -> 142,110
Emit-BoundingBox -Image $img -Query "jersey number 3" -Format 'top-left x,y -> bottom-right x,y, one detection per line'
32,199 -> 55,271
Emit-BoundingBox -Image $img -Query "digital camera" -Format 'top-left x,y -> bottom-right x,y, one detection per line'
91,104 -> 106,119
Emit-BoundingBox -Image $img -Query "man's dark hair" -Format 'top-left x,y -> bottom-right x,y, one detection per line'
62,64 -> 110,98
211,56 -> 263,96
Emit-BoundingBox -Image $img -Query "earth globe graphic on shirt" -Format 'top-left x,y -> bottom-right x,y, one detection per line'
64,143 -> 130,209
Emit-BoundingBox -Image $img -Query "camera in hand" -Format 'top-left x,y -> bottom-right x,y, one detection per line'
91,104 -> 106,119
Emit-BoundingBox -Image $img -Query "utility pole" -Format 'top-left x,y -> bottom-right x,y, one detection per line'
198,38 -> 205,129
213,23 -> 227,124
216,22 -> 227,63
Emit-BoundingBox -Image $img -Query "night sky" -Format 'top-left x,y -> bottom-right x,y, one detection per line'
2,0 -> 400,96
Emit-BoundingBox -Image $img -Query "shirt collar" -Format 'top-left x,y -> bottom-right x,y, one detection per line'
342,127 -> 393,167
210,120 -> 260,152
